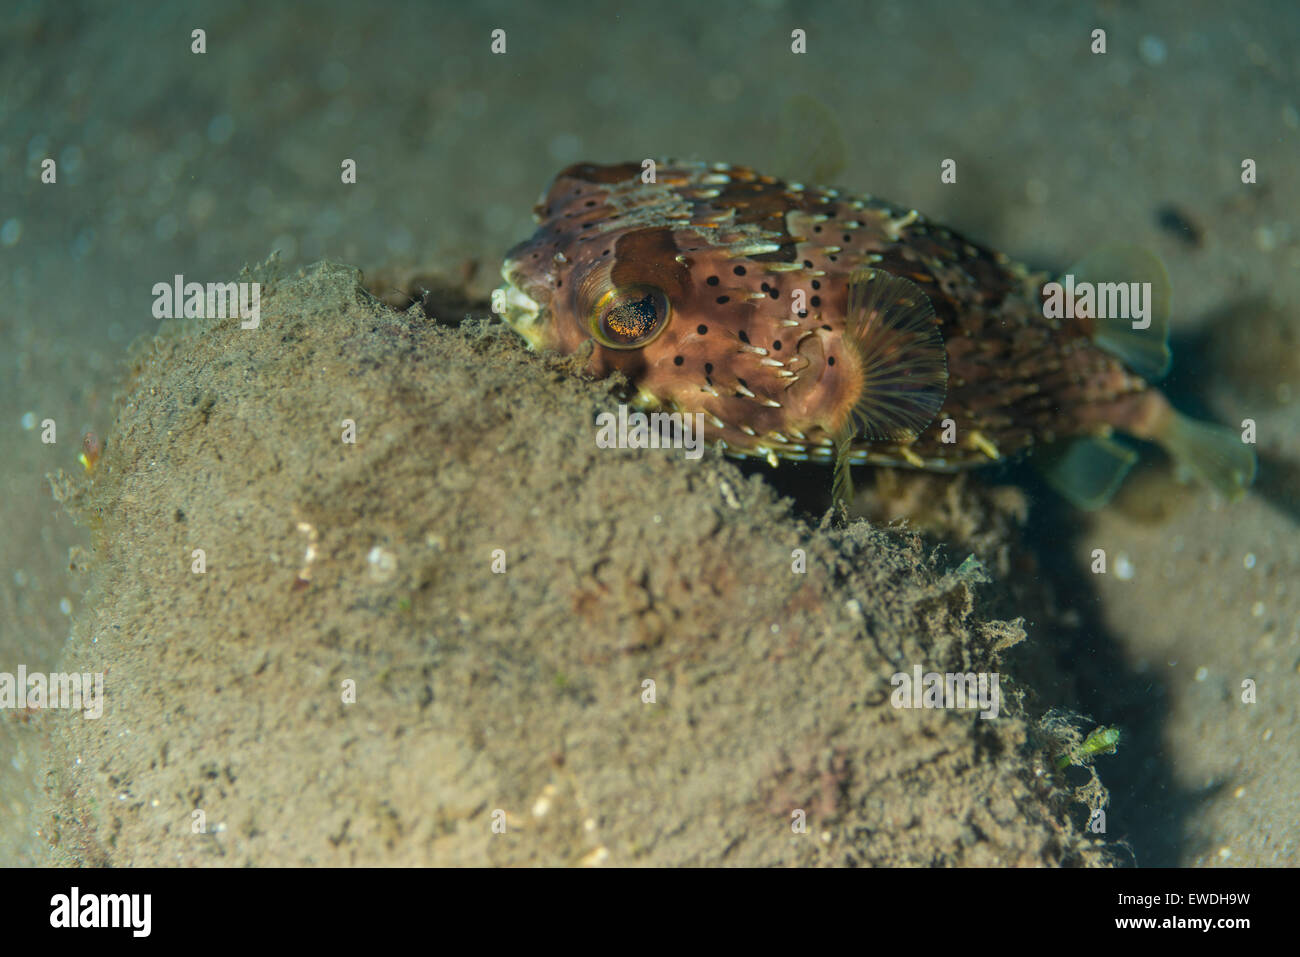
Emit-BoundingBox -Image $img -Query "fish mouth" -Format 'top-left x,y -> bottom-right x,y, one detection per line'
495,261 -> 547,350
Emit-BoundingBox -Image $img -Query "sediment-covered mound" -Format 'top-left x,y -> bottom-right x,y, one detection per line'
41,260 -> 1107,866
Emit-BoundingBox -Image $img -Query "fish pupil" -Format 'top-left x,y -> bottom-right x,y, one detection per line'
602,291 -> 664,344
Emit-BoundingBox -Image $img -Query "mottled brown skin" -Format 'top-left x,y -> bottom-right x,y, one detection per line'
497,160 -> 1169,471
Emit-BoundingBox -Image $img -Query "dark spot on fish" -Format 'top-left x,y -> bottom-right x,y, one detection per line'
828,255 -> 838,262
843,234 -> 852,243
707,276 -> 720,286
772,340 -> 782,350
737,377 -> 750,388
674,355 -> 684,366
705,362 -> 714,374
821,324 -> 831,330
803,260 -> 813,268
716,295 -> 730,304
733,265 -> 746,275
738,330 -> 750,343
768,288 -> 779,299
810,296 -> 821,307
813,225 -> 822,233
602,249 -> 610,256
827,356 -> 835,366
761,282 -> 771,292
585,200 -> 597,207
811,280 -> 820,289
697,324 -> 708,334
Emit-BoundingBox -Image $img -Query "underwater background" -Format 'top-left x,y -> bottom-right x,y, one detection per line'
1,0 -> 1297,865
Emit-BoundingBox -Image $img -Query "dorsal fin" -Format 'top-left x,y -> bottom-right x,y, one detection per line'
771,94 -> 846,186
1064,245 -> 1172,380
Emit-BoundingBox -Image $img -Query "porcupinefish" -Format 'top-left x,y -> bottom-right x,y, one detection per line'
494,160 -> 1256,508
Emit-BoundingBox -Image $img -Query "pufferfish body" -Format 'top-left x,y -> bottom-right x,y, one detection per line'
495,160 -> 1255,508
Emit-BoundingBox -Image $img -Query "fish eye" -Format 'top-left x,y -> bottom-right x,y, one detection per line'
590,285 -> 670,349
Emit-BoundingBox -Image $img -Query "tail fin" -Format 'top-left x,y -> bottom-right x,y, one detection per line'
1154,411 -> 1256,501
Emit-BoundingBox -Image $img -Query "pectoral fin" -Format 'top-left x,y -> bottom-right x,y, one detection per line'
841,268 -> 949,441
